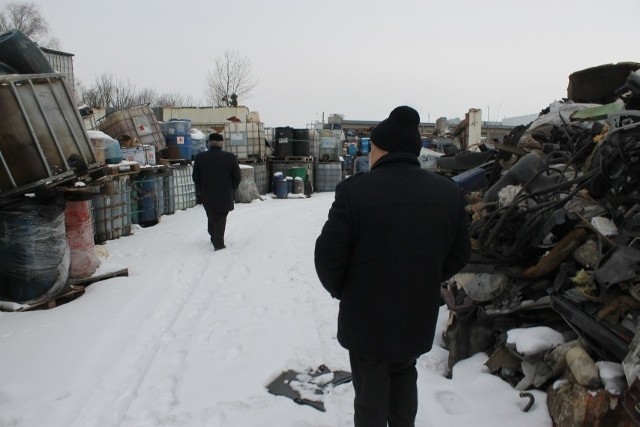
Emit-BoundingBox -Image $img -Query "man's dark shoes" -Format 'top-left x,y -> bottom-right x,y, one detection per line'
214,245 -> 226,251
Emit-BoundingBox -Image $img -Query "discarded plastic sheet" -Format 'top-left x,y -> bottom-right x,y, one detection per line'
594,244 -> 640,289
266,365 -> 352,412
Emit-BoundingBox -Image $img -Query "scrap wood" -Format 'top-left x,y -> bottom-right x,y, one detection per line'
68,267 -> 129,287
16,285 -> 85,312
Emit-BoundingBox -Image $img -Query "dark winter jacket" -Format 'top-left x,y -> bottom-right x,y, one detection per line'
314,152 -> 470,361
192,146 -> 241,213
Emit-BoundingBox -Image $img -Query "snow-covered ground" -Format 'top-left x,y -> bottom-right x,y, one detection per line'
0,192 -> 552,426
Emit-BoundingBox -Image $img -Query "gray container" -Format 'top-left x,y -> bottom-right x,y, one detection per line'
0,73 -> 98,196
252,162 -> 269,194
92,175 -> 132,244
172,164 -> 197,211
98,105 -> 165,152
223,122 -> 266,161
311,129 -> 341,162
314,162 -> 342,191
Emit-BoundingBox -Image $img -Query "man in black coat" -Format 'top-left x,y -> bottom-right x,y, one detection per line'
315,106 -> 470,426
192,133 -> 241,250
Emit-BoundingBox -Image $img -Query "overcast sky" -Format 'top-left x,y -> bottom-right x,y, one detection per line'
21,0 -> 640,127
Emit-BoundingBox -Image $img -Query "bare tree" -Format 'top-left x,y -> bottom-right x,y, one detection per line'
205,50 -> 257,107
155,90 -> 186,108
0,1 -> 59,48
133,87 -> 158,106
80,85 -> 101,109
111,76 -> 137,109
80,73 -> 140,109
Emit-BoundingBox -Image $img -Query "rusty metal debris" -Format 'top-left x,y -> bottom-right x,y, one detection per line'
439,64 -> 640,425
519,392 -> 535,412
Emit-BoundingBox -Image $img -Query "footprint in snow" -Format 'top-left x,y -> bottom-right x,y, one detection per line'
435,390 -> 469,415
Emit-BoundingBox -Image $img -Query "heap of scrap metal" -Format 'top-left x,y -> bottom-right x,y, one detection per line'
440,63 -> 640,425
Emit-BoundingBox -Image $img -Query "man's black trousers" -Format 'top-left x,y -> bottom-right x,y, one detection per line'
206,211 -> 228,249
349,351 -> 418,427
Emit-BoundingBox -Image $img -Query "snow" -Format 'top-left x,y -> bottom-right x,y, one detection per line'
0,192 -> 552,426
507,326 -> 565,357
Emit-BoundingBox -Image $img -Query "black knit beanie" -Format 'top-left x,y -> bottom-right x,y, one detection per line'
370,106 -> 421,155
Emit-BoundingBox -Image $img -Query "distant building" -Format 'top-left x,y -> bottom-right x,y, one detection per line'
501,113 -> 539,127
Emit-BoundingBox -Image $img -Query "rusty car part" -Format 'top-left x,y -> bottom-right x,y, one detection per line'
523,228 -> 589,280
519,392 -> 535,412
597,111 -> 640,196
550,294 -> 631,362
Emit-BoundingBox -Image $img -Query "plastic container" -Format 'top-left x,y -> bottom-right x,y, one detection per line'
275,178 -> 288,199
121,145 -> 156,165
0,195 -> 69,303
292,129 -> 311,156
163,119 -> 192,160
87,130 -> 123,165
92,175 -> 132,244
132,174 -> 158,227
452,167 -> 488,192
172,164 -> 197,211
274,127 -> 294,158
286,176 -> 293,193
190,128 -> 207,159
223,122 -> 266,160
98,105 -> 165,151
161,168 -> 175,215
315,162 -> 342,191
64,200 -> 100,278
294,177 -> 304,194
270,161 -> 314,193
287,167 -> 307,181
0,73 -> 98,196
359,137 -> 371,155
272,172 -> 284,193
317,132 -> 341,161
253,162 -> 269,194
0,61 -> 16,74
0,29 -> 54,74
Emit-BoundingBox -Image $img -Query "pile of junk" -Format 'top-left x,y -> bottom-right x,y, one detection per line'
438,62 -> 640,426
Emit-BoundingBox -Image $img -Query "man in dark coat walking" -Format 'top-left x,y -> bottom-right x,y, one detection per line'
314,106 -> 471,426
192,133 -> 241,251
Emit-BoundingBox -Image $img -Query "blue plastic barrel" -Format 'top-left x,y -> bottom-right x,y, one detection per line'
275,178 -> 288,199
104,138 -> 123,164
134,175 -> 157,226
164,119 -> 192,159
359,138 -> 371,155
272,172 -> 284,193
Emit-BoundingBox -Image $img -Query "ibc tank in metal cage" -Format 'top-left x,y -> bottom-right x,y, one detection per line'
98,105 -> 166,152
0,73 -> 98,197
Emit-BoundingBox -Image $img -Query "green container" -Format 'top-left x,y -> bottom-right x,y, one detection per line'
288,167 -> 307,180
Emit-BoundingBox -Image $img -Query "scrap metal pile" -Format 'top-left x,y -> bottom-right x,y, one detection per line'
441,64 -> 640,424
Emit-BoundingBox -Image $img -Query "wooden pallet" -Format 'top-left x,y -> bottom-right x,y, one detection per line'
238,157 -> 265,164
159,158 -> 191,166
11,268 -> 130,312
69,267 -> 129,287
17,286 -> 86,312
270,156 -> 314,163
103,162 -> 141,176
